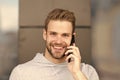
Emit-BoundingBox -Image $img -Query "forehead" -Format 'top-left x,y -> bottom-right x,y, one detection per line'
47,20 -> 73,33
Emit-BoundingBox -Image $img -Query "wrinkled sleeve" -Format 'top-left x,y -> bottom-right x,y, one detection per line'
82,63 -> 99,80
9,66 -> 20,80
88,65 -> 99,80
86,64 -> 99,80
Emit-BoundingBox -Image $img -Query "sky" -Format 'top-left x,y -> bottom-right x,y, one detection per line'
0,0 -> 18,32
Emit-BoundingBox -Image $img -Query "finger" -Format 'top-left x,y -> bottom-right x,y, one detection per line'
67,46 -> 79,56
65,54 -> 75,62
65,49 -> 74,56
67,46 -> 77,50
66,54 -> 81,62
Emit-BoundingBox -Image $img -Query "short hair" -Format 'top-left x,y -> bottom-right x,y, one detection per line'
44,8 -> 76,33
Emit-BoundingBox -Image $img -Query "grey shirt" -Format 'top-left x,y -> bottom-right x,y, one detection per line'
9,53 -> 99,80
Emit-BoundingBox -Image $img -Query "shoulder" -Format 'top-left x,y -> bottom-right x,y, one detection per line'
10,61 -> 32,74
81,63 -> 99,80
81,63 -> 96,72
9,60 -> 36,80
9,64 -> 24,80
11,53 -> 43,72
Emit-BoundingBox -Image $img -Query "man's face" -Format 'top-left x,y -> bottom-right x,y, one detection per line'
43,20 -> 73,59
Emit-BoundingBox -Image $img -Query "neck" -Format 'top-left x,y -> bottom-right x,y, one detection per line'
44,48 -> 66,64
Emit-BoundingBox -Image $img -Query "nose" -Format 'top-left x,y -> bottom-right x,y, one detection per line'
55,35 -> 63,44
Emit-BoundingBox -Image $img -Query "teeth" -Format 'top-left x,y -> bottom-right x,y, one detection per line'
54,46 -> 63,49
54,47 -> 62,48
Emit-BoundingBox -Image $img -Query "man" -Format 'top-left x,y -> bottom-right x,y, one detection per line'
9,8 -> 99,80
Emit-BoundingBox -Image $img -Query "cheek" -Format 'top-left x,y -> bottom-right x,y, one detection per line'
47,35 -> 57,41
68,41 -> 71,46
64,39 -> 71,46
46,36 -> 54,43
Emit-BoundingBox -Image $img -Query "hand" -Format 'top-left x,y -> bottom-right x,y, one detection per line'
65,43 -> 81,73
65,44 -> 88,80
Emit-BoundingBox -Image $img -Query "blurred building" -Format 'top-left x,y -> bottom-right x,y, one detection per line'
92,0 -> 120,80
0,32 -> 18,80
0,0 -> 18,80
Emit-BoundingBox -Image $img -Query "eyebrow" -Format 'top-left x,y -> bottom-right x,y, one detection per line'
48,31 -> 71,35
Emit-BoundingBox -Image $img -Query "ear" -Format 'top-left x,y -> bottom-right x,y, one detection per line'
43,29 -> 47,40
73,32 -> 76,36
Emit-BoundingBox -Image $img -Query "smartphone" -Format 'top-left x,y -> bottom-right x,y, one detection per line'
67,35 -> 75,62
70,35 -> 75,46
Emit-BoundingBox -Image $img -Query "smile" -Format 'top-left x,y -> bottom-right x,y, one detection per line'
53,46 -> 64,50
52,45 -> 67,52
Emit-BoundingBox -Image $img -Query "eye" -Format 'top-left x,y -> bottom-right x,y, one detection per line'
62,34 -> 70,37
50,32 -> 57,36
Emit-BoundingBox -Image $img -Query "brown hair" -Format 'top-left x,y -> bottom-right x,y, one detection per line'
44,8 -> 76,33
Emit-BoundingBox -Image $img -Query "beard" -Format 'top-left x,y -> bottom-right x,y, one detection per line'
46,41 -> 67,59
